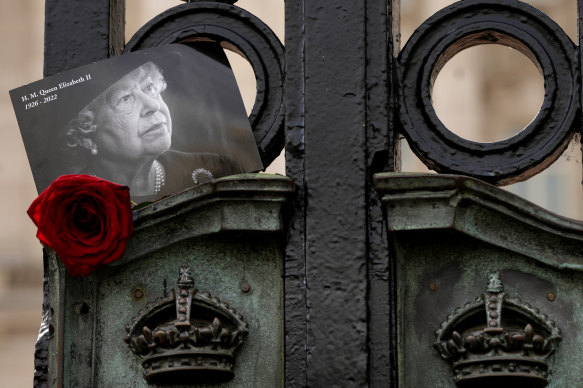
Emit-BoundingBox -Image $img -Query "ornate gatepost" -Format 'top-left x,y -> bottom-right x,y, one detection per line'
42,175 -> 292,386
375,173 -> 583,387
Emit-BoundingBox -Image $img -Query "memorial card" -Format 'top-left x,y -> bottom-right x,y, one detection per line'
10,42 -> 263,203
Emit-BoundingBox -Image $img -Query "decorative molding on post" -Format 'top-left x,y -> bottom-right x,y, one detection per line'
374,173 -> 583,266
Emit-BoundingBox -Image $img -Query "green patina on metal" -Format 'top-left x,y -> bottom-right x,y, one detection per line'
375,173 -> 583,388
46,174 -> 293,387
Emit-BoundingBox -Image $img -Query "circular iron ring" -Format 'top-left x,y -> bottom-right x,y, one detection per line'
124,2 -> 285,167
398,0 -> 578,185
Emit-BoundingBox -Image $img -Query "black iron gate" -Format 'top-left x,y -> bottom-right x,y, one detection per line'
38,0 -> 583,387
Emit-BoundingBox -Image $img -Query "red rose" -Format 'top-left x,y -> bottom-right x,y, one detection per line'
27,174 -> 134,276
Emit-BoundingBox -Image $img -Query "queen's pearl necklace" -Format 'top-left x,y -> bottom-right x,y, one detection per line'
87,160 -> 165,195
153,160 -> 165,195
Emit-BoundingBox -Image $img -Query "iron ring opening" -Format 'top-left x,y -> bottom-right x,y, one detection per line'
398,0 -> 578,185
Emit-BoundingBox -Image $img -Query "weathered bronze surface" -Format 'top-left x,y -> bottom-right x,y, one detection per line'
44,174 -> 292,387
375,173 -> 583,388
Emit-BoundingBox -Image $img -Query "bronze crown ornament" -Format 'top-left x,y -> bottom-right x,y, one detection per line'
434,273 -> 561,387
124,265 -> 248,385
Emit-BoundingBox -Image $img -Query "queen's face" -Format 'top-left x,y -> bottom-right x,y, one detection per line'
91,63 -> 172,165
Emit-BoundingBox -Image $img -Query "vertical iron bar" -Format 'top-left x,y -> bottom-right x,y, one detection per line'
303,0 -> 369,377
286,0 -> 400,385
366,0 -> 400,386
284,0 -> 308,385
285,1 -> 370,385
44,0 -> 125,77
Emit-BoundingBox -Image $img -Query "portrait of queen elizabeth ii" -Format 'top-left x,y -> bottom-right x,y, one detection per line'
12,43 -> 263,202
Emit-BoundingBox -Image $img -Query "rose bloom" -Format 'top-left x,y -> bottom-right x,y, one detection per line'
28,174 -> 133,276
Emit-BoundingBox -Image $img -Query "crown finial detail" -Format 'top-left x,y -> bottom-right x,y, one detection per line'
487,272 -> 504,294
124,265 -> 248,384
434,273 -> 560,387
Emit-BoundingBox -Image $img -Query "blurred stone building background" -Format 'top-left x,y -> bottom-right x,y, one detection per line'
0,0 -> 579,385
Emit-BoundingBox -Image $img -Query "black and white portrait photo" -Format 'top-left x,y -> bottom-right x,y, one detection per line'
11,43 -> 263,202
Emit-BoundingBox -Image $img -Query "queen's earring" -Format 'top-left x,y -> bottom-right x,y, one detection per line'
90,143 -> 98,156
